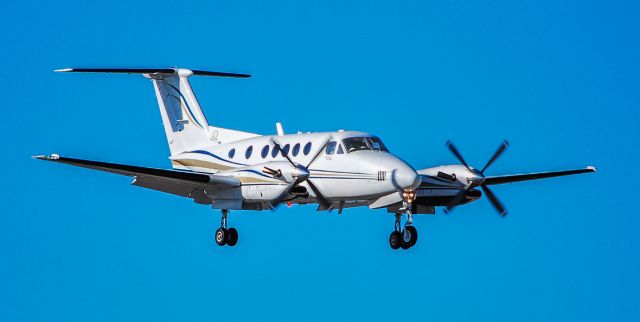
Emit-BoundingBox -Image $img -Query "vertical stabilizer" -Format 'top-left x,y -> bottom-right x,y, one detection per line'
149,69 -> 213,155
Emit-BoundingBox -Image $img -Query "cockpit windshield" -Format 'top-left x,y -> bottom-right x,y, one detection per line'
368,137 -> 389,152
342,137 -> 389,153
342,137 -> 369,152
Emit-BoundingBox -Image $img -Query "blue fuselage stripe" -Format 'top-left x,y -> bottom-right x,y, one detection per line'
187,150 -> 248,166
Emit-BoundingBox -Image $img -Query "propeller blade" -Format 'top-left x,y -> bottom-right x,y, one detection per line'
480,140 -> 509,174
306,179 -> 333,210
270,138 -> 296,167
444,187 -> 469,214
446,140 -> 471,171
481,185 -> 508,217
306,136 -> 332,168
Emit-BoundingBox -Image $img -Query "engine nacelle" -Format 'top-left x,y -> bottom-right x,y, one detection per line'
241,184 -> 288,202
417,165 -> 478,185
464,189 -> 482,200
290,185 -> 309,198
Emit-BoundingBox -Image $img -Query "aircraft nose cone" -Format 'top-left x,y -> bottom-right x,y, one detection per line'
394,167 -> 421,189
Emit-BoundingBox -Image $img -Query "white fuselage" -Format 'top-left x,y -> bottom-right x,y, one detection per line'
169,130 -> 421,209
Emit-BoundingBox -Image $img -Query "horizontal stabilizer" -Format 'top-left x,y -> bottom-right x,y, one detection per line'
54,68 -> 251,78
483,166 -> 596,185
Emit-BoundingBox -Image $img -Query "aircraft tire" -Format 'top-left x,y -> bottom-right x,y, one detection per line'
227,228 -> 238,246
404,226 -> 418,248
215,228 -> 227,246
389,231 -> 402,250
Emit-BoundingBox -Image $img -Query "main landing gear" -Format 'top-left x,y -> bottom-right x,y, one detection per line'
389,190 -> 418,250
215,209 -> 238,247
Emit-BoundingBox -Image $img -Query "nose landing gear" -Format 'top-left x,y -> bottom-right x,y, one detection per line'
215,209 -> 238,247
389,190 -> 418,250
389,213 -> 418,250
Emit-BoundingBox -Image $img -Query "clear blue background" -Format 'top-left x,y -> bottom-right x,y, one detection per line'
2,1 -> 638,321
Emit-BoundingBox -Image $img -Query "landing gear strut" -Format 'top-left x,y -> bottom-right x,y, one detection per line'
389,190 -> 418,250
215,209 -> 238,247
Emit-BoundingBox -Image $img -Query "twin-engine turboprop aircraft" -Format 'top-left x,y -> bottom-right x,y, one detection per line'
35,67 -> 596,249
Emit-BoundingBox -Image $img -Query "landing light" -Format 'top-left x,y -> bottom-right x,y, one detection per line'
402,189 -> 417,203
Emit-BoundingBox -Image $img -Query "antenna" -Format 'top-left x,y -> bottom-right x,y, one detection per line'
276,122 -> 284,136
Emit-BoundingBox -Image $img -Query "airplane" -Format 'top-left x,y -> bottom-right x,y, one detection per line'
34,67 -> 597,250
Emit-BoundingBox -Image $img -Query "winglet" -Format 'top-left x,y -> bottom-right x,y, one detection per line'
587,166 -> 597,172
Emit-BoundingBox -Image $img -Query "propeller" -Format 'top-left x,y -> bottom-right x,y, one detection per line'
266,136 -> 334,210
444,140 -> 509,217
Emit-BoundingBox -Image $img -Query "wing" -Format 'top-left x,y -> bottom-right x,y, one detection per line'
483,166 -> 596,185
34,154 -> 240,204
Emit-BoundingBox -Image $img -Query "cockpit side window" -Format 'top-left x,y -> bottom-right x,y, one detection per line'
325,141 -> 337,155
368,137 -> 389,152
342,137 -> 370,153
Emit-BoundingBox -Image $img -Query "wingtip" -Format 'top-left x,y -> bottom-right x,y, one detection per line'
33,153 -> 60,160
587,166 -> 597,172
54,68 -> 73,72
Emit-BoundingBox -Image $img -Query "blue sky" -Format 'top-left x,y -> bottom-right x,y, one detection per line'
2,0 -> 639,321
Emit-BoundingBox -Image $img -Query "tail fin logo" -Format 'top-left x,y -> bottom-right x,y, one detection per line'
167,84 -> 205,130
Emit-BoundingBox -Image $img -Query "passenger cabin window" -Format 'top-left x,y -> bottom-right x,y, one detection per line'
228,148 -> 235,158
303,142 -> 312,155
261,145 -> 269,158
245,146 -> 253,159
325,141 -> 337,155
337,144 -> 344,154
292,143 -> 301,156
282,144 -> 290,156
271,144 -> 281,158
342,137 -> 370,153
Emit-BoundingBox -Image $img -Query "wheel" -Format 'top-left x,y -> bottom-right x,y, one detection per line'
389,231 -> 402,250
401,226 -> 418,249
215,228 -> 227,246
227,228 -> 238,246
